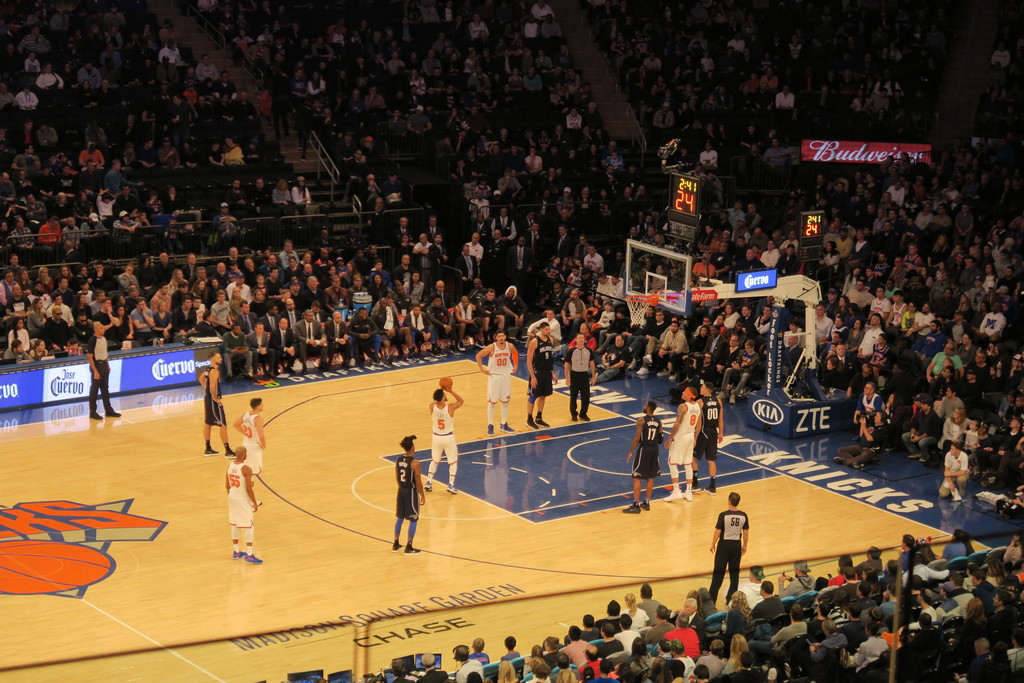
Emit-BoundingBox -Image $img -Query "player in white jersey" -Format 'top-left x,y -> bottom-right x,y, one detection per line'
425,386 -> 465,494
476,330 -> 519,435
233,397 -> 266,476
226,447 -> 262,563
663,386 -> 703,502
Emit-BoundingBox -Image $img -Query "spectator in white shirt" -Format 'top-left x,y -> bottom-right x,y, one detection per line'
583,245 -> 604,272
978,303 -> 1007,341
699,141 -> 718,170
774,85 -> 795,109
14,86 -> 38,110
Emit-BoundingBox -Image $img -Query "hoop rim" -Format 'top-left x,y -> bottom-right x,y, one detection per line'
626,293 -> 660,305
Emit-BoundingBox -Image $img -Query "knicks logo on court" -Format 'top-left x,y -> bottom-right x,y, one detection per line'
0,500 -> 167,598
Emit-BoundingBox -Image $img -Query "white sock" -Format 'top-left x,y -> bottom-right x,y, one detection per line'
487,402 -> 495,425
245,527 -> 254,554
501,401 -> 509,424
669,464 -> 679,483
427,462 -> 437,482
231,529 -> 239,551
684,466 -> 693,493
449,462 -> 458,485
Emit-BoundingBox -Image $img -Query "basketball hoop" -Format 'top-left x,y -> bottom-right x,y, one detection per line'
626,293 -> 659,327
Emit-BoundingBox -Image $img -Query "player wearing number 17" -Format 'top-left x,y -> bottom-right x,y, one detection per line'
476,330 -> 518,435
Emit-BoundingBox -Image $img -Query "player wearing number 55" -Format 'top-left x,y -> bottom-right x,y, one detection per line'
226,446 -> 262,564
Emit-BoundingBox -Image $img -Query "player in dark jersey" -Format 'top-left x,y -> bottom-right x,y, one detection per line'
526,322 -> 557,429
201,350 -> 235,458
624,400 -> 663,513
393,434 -> 426,555
694,381 -> 724,494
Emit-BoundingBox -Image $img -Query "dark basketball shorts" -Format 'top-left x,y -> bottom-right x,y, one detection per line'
632,445 -> 661,480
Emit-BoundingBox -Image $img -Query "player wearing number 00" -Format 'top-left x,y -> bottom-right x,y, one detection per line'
624,401 -> 663,513
663,386 -> 702,502
476,330 -> 518,435
226,446 -> 262,564
693,381 -> 724,495
425,385 -> 465,494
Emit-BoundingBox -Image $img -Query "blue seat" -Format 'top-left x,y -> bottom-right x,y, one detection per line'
966,550 -> 989,565
945,556 -> 968,572
780,596 -> 797,610
795,591 -> 818,608
482,662 -> 500,680
588,638 -> 604,646
703,611 -> 727,633
646,643 -> 658,656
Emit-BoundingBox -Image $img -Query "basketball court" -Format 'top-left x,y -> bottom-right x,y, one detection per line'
0,349 -> 1017,681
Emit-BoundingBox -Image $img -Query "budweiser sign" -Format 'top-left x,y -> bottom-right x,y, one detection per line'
691,289 -> 719,303
801,139 -> 932,164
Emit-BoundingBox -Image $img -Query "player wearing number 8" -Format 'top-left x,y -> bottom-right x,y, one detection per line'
233,398 -> 266,476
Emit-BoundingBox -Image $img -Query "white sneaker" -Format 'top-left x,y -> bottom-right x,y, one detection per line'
636,367 -> 649,377
656,370 -> 670,377
683,490 -> 693,502
665,488 -> 684,502
643,354 -> 653,364
952,489 -> 963,502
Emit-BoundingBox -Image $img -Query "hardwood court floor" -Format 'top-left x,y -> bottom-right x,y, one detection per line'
0,360 -> 941,682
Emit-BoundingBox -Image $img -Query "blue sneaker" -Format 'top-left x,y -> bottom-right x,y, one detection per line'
243,553 -> 263,564
487,424 -> 494,436
424,480 -> 432,492
232,551 -> 244,559
499,423 -> 515,433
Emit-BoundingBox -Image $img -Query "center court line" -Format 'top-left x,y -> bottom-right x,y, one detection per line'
80,598 -> 226,681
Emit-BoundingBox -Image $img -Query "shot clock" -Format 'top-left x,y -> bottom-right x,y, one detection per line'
799,210 -> 824,261
665,172 -> 701,240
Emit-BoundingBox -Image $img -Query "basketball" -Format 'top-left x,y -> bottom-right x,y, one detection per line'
0,540 -> 115,595
439,377 -> 453,390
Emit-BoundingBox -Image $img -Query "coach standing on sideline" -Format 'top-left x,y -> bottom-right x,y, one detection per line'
564,332 -> 597,421
86,321 -> 121,421
708,491 -> 749,606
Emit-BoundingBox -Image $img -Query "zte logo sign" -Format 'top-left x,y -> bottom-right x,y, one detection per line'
0,384 -> 18,399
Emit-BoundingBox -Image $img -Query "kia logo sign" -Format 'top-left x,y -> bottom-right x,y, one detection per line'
752,399 -> 784,425
736,270 -> 778,293
151,358 -> 197,381
0,384 -> 18,399
691,289 -> 718,302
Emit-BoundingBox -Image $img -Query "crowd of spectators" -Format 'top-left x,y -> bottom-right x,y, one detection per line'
587,0 -> 954,171
976,0 -> 1024,137
341,532 -> 1024,683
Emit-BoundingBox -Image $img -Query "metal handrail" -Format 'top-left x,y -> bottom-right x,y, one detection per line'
625,104 -> 647,167
308,131 -> 339,203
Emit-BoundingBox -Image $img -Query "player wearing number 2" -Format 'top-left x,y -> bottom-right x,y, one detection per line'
664,386 -> 702,502
477,330 -> 518,435
394,435 -> 426,555
233,398 -> 266,476
623,401 -> 663,513
425,387 -> 465,494
226,446 -> 262,564
693,382 -> 724,495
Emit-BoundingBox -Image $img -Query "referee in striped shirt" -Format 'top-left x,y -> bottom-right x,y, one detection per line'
708,491 -> 749,605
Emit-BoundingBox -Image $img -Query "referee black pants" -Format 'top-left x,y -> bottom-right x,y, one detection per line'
709,539 -> 742,604
568,371 -> 591,418
89,359 -> 114,414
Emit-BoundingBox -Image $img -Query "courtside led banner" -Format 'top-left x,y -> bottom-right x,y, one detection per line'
801,139 -> 932,164
736,270 -> 778,293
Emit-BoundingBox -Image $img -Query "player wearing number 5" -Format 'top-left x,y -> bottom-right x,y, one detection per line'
663,386 -> 702,502
425,385 -> 465,494
233,397 -> 266,476
477,330 -> 518,435
226,446 -> 262,564
708,492 -> 749,605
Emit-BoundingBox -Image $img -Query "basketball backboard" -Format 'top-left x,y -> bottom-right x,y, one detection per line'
624,239 -> 692,317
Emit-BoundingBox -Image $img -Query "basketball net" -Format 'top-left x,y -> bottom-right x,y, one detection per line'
626,293 -> 659,327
